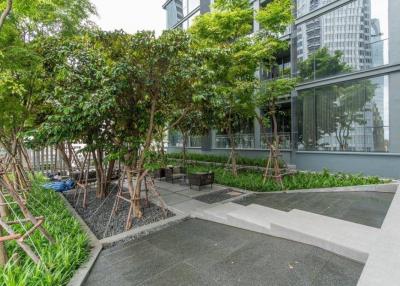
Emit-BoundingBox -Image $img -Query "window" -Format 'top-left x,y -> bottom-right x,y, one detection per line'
297,75 -> 390,152
295,0 -> 389,81
296,0 -> 336,18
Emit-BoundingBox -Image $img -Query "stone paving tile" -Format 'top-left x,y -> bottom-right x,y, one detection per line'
237,191 -> 394,228
139,262 -> 220,286
84,219 -> 363,286
160,192 -> 192,205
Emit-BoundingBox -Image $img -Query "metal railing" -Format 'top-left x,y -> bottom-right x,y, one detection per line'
215,134 -> 255,149
260,132 -> 292,150
169,134 -> 202,148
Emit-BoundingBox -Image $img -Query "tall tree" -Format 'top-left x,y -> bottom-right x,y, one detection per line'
0,0 -> 96,172
101,30 -> 201,220
190,0 -> 294,176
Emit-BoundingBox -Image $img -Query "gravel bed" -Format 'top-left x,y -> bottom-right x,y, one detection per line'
64,186 -> 175,239
194,188 -> 244,204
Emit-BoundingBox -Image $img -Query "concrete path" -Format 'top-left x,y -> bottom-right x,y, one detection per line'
357,185 -> 400,286
150,179 -> 249,214
84,219 -> 363,286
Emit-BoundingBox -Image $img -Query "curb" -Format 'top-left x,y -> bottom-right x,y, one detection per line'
251,182 -> 399,194
100,214 -> 189,247
58,194 -> 103,286
59,193 -> 188,286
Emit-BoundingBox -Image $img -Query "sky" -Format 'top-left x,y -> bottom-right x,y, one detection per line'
90,0 -> 167,36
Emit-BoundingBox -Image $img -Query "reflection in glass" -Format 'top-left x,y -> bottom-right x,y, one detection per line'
296,0 -> 389,81
297,75 -> 389,152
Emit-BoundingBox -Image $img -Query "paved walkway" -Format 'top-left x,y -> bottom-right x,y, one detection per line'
84,180 -> 399,286
151,179 -> 249,214
84,219 -> 362,286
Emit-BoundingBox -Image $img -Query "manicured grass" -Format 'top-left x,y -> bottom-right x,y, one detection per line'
0,177 -> 89,286
187,164 -> 386,192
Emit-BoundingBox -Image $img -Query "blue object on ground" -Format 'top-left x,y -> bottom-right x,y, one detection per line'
43,179 -> 75,193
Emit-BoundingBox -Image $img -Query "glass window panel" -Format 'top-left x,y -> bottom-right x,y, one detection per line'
296,0 -> 336,18
297,75 -> 390,152
296,0 -> 389,81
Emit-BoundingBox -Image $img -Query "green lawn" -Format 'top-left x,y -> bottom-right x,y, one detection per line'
187,164 -> 386,192
0,177 -> 89,286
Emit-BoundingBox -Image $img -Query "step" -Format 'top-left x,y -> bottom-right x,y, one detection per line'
271,209 -> 379,263
193,202 -> 245,223
357,185 -> 400,286
225,204 -> 289,234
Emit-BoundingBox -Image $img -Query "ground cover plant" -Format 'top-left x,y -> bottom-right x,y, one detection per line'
187,164 -> 386,192
0,177 -> 89,286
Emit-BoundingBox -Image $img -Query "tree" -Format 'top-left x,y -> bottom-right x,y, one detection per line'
0,0 -> 96,178
255,78 -> 296,182
190,0 -> 294,176
0,0 -> 95,265
101,30 -> 201,222
34,32 -> 116,199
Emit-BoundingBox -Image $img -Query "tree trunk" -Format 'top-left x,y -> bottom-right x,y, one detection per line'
106,159 -> 115,185
0,0 -> 12,32
92,149 -> 106,199
132,99 -> 157,219
57,143 -> 73,175
182,131 -> 187,168
227,125 -> 238,177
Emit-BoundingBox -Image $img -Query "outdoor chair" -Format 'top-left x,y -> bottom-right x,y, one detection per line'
165,166 -> 186,183
188,171 -> 214,190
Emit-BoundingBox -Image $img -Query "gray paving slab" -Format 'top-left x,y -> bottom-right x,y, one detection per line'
237,191 -> 394,228
84,219 -> 363,286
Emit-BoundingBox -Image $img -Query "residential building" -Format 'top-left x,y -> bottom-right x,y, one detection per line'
163,0 -> 400,178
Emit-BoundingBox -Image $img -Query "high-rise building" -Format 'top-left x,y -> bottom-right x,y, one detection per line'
163,0 -> 400,178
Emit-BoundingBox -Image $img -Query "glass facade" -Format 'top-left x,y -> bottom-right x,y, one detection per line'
165,0 -> 397,154
296,0 -> 389,81
297,75 -> 389,152
296,0 -> 336,18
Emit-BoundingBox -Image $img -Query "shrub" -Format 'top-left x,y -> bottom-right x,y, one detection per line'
187,165 -> 386,192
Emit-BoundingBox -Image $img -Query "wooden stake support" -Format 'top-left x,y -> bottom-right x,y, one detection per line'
111,167 -> 167,231
0,161 -> 55,264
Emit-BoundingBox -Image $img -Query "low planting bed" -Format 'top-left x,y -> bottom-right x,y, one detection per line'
64,187 -> 175,240
187,165 -> 387,192
0,178 -> 89,286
